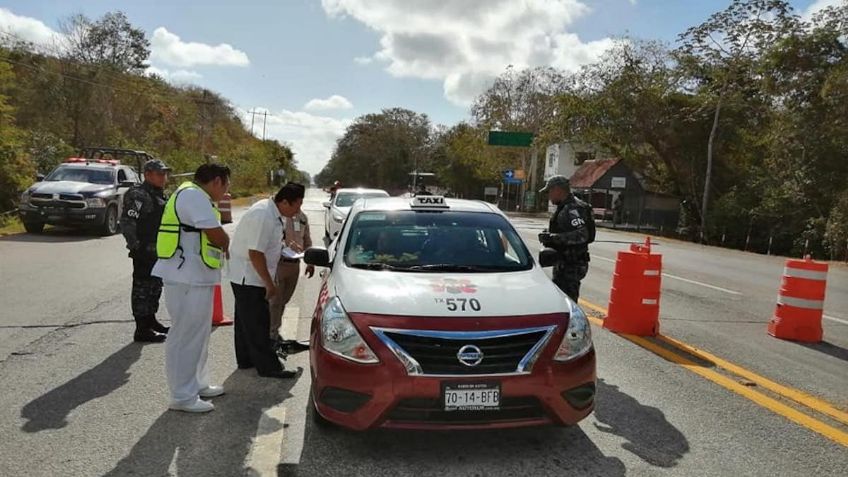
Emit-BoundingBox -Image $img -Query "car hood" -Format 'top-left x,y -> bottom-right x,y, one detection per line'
334,266 -> 571,317
332,206 -> 352,216
31,181 -> 112,196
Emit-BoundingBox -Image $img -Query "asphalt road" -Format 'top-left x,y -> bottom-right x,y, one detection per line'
0,189 -> 845,477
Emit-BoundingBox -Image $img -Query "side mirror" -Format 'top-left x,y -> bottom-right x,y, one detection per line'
119,181 -> 135,188
322,201 -> 331,208
304,247 -> 331,268
36,173 -> 45,182
539,248 -> 559,268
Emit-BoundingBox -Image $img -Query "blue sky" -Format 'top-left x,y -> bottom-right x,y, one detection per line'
0,0 -> 832,174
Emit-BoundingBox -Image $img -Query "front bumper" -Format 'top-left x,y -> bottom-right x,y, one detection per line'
310,313 -> 597,431
19,204 -> 107,227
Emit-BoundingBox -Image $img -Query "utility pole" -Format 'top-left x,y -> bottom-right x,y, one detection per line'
262,111 -> 268,140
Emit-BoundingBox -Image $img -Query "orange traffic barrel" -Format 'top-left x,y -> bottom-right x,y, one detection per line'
212,283 -> 233,327
218,193 -> 233,224
604,237 -> 662,336
768,256 -> 827,342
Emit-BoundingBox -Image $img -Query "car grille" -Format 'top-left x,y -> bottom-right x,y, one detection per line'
373,327 -> 555,376
386,396 -> 545,424
30,193 -> 86,209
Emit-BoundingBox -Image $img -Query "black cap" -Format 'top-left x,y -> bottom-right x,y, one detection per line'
143,159 -> 171,173
539,175 -> 569,193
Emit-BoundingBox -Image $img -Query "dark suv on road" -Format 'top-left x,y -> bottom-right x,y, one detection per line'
18,148 -> 154,235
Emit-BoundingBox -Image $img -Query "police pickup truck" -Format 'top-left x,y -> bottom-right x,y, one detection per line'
18,148 -> 154,235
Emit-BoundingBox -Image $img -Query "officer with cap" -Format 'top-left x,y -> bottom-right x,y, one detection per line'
121,159 -> 171,342
538,175 -> 596,302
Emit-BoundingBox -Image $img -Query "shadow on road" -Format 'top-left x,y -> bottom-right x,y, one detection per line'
103,369 -> 299,477
797,340 -> 848,363
20,342 -> 144,433
280,404 -> 626,477
593,378 -> 689,468
0,227 -> 103,243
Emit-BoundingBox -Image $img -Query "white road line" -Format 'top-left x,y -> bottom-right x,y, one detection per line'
823,314 -> 848,326
591,254 -> 743,296
245,404 -> 287,476
662,273 -> 744,296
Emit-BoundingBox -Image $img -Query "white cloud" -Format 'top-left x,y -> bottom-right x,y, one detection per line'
0,8 -> 62,49
242,108 -> 351,175
321,0 -> 615,105
304,95 -> 354,111
354,56 -> 374,65
150,27 -> 250,68
804,0 -> 842,20
145,66 -> 203,83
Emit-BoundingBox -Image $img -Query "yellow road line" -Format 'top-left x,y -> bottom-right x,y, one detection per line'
656,333 -> 848,426
579,299 -> 848,447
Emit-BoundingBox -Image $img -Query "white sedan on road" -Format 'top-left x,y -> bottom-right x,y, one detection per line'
323,188 -> 389,239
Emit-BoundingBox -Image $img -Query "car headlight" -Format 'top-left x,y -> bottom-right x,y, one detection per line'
85,198 -> 107,208
20,190 -> 31,205
332,213 -> 344,223
321,297 -> 379,364
553,302 -> 593,362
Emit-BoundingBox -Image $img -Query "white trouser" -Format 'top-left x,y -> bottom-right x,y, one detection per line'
163,282 -> 214,405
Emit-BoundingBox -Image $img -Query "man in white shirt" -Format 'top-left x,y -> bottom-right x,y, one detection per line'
153,163 -> 231,413
227,183 -> 305,378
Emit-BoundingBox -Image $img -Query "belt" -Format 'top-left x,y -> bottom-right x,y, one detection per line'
281,258 -> 300,264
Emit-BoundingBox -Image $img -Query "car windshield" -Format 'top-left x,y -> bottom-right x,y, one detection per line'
45,166 -> 115,185
344,210 -> 533,272
334,192 -> 388,208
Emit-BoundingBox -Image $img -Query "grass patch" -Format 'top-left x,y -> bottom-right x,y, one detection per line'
0,215 -> 25,236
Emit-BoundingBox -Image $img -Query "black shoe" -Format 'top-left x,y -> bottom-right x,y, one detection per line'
134,329 -> 166,343
282,340 -> 310,354
257,369 -> 298,379
149,316 -> 169,334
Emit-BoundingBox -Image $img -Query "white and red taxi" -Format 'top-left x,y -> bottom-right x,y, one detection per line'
304,195 -> 596,430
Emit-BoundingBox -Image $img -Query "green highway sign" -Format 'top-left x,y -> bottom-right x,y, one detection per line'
487,131 -> 534,148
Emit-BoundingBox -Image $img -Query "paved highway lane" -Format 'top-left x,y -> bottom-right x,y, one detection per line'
0,190 -> 845,476
511,216 -> 848,409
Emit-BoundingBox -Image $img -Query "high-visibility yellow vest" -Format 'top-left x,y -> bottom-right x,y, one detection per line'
156,181 -> 223,269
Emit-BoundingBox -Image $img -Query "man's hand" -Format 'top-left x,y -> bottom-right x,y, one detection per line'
538,232 -> 552,246
305,264 -> 315,279
286,240 -> 304,253
265,282 -> 278,301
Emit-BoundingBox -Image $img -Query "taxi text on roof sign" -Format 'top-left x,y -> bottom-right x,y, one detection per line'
411,195 -> 449,209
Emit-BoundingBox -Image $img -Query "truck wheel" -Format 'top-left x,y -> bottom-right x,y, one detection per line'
23,221 -> 45,234
100,205 -> 118,236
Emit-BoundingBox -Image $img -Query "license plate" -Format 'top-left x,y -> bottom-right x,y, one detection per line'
442,382 -> 501,411
48,215 -> 61,221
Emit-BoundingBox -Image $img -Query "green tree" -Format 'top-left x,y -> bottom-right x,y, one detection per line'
677,0 -> 801,241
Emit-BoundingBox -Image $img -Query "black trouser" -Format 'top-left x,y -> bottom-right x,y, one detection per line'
131,255 -> 162,323
231,283 -> 283,375
553,261 -> 589,303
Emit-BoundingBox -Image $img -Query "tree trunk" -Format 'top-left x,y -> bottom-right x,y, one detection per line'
701,93 -> 723,243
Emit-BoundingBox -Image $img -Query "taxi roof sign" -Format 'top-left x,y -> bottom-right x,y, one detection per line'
411,195 -> 449,209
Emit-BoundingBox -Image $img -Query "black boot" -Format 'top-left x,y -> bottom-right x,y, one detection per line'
134,316 -> 166,343
149,315 -> 169,334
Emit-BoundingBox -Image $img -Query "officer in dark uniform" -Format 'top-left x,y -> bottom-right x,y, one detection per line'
538,175 -> 596,302
121,159 -> 171,342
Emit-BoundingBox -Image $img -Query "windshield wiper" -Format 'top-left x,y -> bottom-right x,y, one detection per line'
350,262 -> 406,271
406,264 -> 497,272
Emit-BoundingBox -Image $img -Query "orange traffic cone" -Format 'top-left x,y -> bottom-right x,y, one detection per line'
212,283 -> 233,327
768,255 -> 827,342
603,237 -> 662,337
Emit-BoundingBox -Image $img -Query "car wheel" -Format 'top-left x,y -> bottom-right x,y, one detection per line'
100,205 -> 118,236
23,221 -> 45,234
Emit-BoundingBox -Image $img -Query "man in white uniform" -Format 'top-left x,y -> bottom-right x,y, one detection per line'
153,163 -> 231,413
227,183 -> 305,378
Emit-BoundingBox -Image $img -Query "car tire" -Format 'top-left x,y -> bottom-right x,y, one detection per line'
99,205 -> 118,236
23,221 -> 45,234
